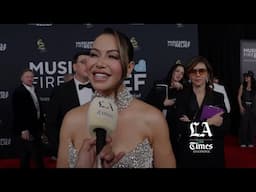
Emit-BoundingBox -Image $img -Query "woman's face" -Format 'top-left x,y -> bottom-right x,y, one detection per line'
244,75 -> 251,82
172,66 -> 184,82
87,34 -> 123,95
189,62 -> 208,87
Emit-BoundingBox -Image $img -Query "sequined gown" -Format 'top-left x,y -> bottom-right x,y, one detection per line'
68,139 -> 153,168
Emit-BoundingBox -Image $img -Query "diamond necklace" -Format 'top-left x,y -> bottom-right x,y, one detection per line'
93,86 -> 134,112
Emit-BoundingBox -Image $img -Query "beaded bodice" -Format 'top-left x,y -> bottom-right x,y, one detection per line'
93,85 -> 134,112
68,138 -> 153,168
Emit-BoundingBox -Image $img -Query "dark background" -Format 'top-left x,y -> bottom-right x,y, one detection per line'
198,24 -> 256,135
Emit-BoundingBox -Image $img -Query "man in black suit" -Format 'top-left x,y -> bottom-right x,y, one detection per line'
46,51 -> 94,159
12,69 -> 45,168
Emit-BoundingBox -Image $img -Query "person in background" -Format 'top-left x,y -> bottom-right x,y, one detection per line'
144,61 -> 186,163
57,28 -> 176,168
213,76 -> 231,113
237,70 -> 256,147
12,68 -> 45,168
212,75 -> 231,134
63,73 -> 74,83
176,56 -> 226,168
46,51 -> 94,160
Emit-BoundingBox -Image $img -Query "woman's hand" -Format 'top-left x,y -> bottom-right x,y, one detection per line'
171,82 -> 183,90
75,136 -> 125,168
100,137 -> 125,168
239,106 -> 245,114
179,115 -> 191,122
207,111 -> 224,127
76,138 -> 96,168
163,98 -> 176,107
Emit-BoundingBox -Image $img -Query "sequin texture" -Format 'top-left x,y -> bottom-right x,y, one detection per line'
68,142 -> 78,168
68,139 -> 153,168
112,139 -> 153,168
93,85 -> 134,112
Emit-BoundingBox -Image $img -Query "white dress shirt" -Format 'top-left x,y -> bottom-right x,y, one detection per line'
213,83 -> 231,113
23,84 -> 40,119
74,78 -> 93,105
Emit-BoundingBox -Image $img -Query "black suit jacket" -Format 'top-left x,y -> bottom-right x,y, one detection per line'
12,84 -> 43,138
175,86 -> 227,168
45,79 -> 80,155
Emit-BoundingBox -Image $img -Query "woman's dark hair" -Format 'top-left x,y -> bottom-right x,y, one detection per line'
163,63 -> 186,86
242,72 -> 256,90
99,28 -> 134,85
94,28 -> 134,97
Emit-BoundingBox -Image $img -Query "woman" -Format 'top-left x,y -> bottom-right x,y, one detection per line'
237,70 -> 256,147
145,63 -> 186,111
176,56 -> 226,168
145,63 -> 186,162
57,28 -> 176,168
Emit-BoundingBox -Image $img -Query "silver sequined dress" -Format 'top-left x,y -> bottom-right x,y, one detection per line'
68,138 -> 153,168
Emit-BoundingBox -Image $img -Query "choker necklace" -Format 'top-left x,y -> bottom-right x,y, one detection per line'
93,86 -> 134,112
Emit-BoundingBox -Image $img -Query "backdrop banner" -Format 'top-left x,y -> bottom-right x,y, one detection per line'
240,40 -> 256,80
0,24 -> 198,158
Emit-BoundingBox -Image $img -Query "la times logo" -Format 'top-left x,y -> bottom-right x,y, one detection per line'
189,122 -> 213,153
189,142 -> 213,152
190,122 -> 212,137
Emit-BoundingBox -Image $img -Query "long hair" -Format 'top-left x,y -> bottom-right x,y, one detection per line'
163,63 -> 186,86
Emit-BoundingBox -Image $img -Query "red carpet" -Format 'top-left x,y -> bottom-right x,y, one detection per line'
1,135 -> 256,168
224,135 -> 256,168
0,156 -> 56,168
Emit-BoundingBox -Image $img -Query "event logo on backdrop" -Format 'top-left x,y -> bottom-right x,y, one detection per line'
0,43 -> 7,51
240,40 -> 256,80
28,24 -> 53,27
29,60 -> 73,89
0,90 -> 8,100
75,41 -> 93,49
167,40 -> 191,48
37,38 -> 47,53
130,37 -> 141,51
125,36 -> 146,97
125,59 -> 147,98
0,137 -> 11,146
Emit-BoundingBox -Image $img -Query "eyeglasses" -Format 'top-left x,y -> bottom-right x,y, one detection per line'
190,68 -> 207,76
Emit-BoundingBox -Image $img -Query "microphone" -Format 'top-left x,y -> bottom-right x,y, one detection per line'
88,97 -> 118,167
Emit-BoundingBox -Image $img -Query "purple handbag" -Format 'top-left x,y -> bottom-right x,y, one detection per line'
200,105 -> 224,121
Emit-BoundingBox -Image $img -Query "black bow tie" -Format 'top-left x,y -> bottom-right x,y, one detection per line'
79,83 -> 92,90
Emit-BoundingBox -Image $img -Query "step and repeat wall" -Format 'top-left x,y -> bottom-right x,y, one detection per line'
240,40 -> 256,80
0,24 -> 198,158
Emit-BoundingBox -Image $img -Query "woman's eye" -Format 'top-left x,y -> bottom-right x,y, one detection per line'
90,53 -> 98,57
109,55 -> 119,60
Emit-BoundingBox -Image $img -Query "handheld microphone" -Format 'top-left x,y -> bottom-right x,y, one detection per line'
88,97 -> 118,158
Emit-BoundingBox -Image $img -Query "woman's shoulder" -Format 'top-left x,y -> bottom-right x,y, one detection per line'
63,103 -> 89,124
68,103 -> 89,114
61,104 -> 90,139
